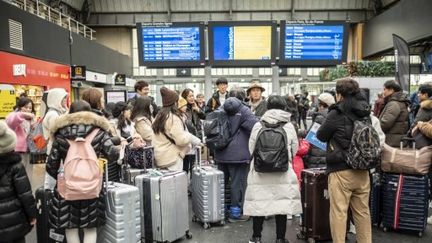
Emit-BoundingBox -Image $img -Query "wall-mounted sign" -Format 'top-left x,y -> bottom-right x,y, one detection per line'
71,65 -> 86,80
176,68 -> 191,77
0,84 -> 16,118
105,90 -> 127,103
86,70 -> 107,84
114,74 -> 126,86
13,64 -> 26,76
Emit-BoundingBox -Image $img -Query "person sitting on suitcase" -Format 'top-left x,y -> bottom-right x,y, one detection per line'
0,120 -> 37,243
243,95 -> 301,243
316,78 -> 373,243
46,100 -> 120,243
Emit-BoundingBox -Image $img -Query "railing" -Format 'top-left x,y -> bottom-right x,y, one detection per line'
6,0 -> 95,40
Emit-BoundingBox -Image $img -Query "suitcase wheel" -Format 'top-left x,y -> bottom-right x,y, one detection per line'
418,232 -> 423,238
203,223 -> 211,230
383,227 -> 388,233
219,220 -> 225,226
186,230 -> 193,239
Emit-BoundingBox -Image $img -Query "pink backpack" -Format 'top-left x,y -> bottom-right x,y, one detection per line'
57,128 -> 102,201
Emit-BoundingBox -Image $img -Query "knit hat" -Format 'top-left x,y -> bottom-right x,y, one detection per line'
267,95 -> 287,111
160,87 -> 179,107
0,121 -> 17,154
318,92 -> 336,107
178,97 -> 188,109
112,101 -> 130,118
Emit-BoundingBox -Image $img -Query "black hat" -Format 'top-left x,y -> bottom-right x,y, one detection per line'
216,77 -> 228,85
267,95 -> 287,111
112,101 -> 130,118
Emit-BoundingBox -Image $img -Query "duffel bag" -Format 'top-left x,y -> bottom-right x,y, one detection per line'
381,138 -> 432,175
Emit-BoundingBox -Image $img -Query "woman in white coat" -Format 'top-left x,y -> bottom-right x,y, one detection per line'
244,95 -> 302,243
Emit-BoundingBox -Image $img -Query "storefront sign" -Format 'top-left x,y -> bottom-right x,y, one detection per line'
13,64 -> 26,76
71,65 -> 86,80
0,84 -> 16,118
86,70 -> 107,84
114,74 -> 126,86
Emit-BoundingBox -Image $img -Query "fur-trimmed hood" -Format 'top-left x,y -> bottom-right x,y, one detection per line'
50,111 -> 112,136
420,99 -> 432,110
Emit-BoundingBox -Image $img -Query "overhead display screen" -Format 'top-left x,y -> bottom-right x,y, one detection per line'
137,22 -> 205,67
209,21 -> 277,67
279,20 -> 348,66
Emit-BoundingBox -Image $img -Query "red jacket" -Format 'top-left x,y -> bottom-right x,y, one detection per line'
293,139 -> 310,186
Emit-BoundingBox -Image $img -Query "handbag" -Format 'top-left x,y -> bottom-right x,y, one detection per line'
381,142 -> 432,175
124,145 -> 154,169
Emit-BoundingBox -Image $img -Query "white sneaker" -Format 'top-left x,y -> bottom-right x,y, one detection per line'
349,222 -> 356,234
428,215 -> 432,225
287,214 -> 293,220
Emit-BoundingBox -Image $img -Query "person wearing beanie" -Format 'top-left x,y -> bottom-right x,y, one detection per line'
206,77 -> 229,113
152,87 -> 201,171
244,95 -> 301,243
0,121 -> 37,243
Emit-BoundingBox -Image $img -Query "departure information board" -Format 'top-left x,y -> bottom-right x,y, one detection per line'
209,21 -> 276,67
137,22 -> 205,67
279,20 -> 348,66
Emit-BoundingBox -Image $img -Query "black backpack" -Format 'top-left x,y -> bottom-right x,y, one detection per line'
203,110 -> 233,151
253,121 -> 289,173
345,116 -> 381,170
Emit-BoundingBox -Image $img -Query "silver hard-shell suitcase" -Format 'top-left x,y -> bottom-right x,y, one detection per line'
135,169 -> 192,243
191,147 -> 225,229
97,160 -> 141,243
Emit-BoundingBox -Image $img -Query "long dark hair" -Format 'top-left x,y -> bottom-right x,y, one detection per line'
152,104 -> 182,134
15,97 -> 35,114
118,106 -> 132,130
131,96 -> 152,121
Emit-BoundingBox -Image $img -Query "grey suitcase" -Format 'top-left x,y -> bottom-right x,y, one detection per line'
121,165 -> 146,185
135,169 -> 192,243
191,147 -> 225,229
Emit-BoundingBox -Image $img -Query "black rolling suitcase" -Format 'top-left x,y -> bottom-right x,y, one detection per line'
370,172 -> 381,226
381,173 -> 429,237
35,187 -> 66,243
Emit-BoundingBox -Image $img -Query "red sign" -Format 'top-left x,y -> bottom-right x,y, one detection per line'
0,51 -> 70,93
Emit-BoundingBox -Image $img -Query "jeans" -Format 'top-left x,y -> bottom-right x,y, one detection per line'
218,163 -> 249,209
253,215 -> 287,239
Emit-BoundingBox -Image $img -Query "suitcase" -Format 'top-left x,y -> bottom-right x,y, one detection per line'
381,173 -> 429,237
297,168 -> 332,242
121,164 -> 146,185
191,147 -> 225,229
35,187 -> 66,243
370,172 -> 381,226
97,159 -> 141,243
135,169 -> 192,243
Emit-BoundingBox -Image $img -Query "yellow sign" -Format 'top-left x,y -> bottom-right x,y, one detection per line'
233,26 -> 272,60
0,84 -> 16,118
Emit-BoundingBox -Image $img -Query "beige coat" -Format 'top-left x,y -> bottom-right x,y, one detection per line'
152,113 -> 200,168
134,116 -> 153,144
243,109 -> 302,217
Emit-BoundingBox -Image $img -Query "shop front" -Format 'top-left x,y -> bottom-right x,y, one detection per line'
0,51 -> 70,117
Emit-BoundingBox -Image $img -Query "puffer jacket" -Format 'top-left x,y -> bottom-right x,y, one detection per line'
414,99 -> 432,125
214,98 -> 259,164
46,111 -> 119,229
316,93 -> 371,174
304,108 -> 329,168
243,109 -> 301,217
185,103 -> 205,140
379,91 -> 410,147
0,152 -> 37,241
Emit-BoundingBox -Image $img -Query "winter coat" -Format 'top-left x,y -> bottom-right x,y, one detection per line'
152,113 -> 201,168
298,97 -> 310,119
214,98 -> 259,164
0,152 -> 37,241
6,112 -> 30,153
373,97 -> 385,117
316,93 -> 371,174
42,88 -> 68,153
134,116 -> 153,145
293,139 -> 309,186
414,99 -> 432,125
243,109 -> 301,217
185,103 -> 205,140
249,99 -> 268,118
379,91 -> 410,147
303,108 -> 329,169
46,111 -> 120,229
206,91 -> 229,113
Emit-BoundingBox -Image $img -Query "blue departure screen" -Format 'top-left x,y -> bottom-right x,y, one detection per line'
284,25 -> 344,60
141,26 -> 201,61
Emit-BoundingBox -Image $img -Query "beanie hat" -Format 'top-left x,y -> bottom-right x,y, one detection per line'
0,121 -> 17,154
178,97 -> 188,109
267,95 -> 287,111
112,101 -> 129,118
318,92 -> 336,107
216,77 -> 228,85
160,87 -> 179,107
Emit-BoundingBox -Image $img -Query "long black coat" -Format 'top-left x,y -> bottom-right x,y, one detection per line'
0,152 -> 37,241
46,111 -> 120,229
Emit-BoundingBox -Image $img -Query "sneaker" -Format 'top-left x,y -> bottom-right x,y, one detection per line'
349,221 -> 356,234
428,215 -> 432,225
228,215 -> 250,223
249,237 -> 262,243
275,239 -> 289,243
287,214 -> 293,220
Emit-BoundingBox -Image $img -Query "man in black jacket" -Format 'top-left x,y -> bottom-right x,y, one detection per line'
316,78 -> 372,243
128,80 -> 158,117
206,77 -> 229,113
0,121 -> 37,243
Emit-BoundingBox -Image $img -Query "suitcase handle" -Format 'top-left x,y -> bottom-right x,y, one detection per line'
400,137 -> 415,150
195,146 -> 202,168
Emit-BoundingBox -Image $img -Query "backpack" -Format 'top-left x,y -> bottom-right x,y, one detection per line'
203,109 -> 232,151
57,128 -> 103,201
345,116 -> 381,170
253,121 -> 290,173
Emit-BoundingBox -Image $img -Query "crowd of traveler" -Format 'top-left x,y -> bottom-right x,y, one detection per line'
2,76 -> 432,243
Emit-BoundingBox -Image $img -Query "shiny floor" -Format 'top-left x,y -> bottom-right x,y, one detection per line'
25,163 -> 432,243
